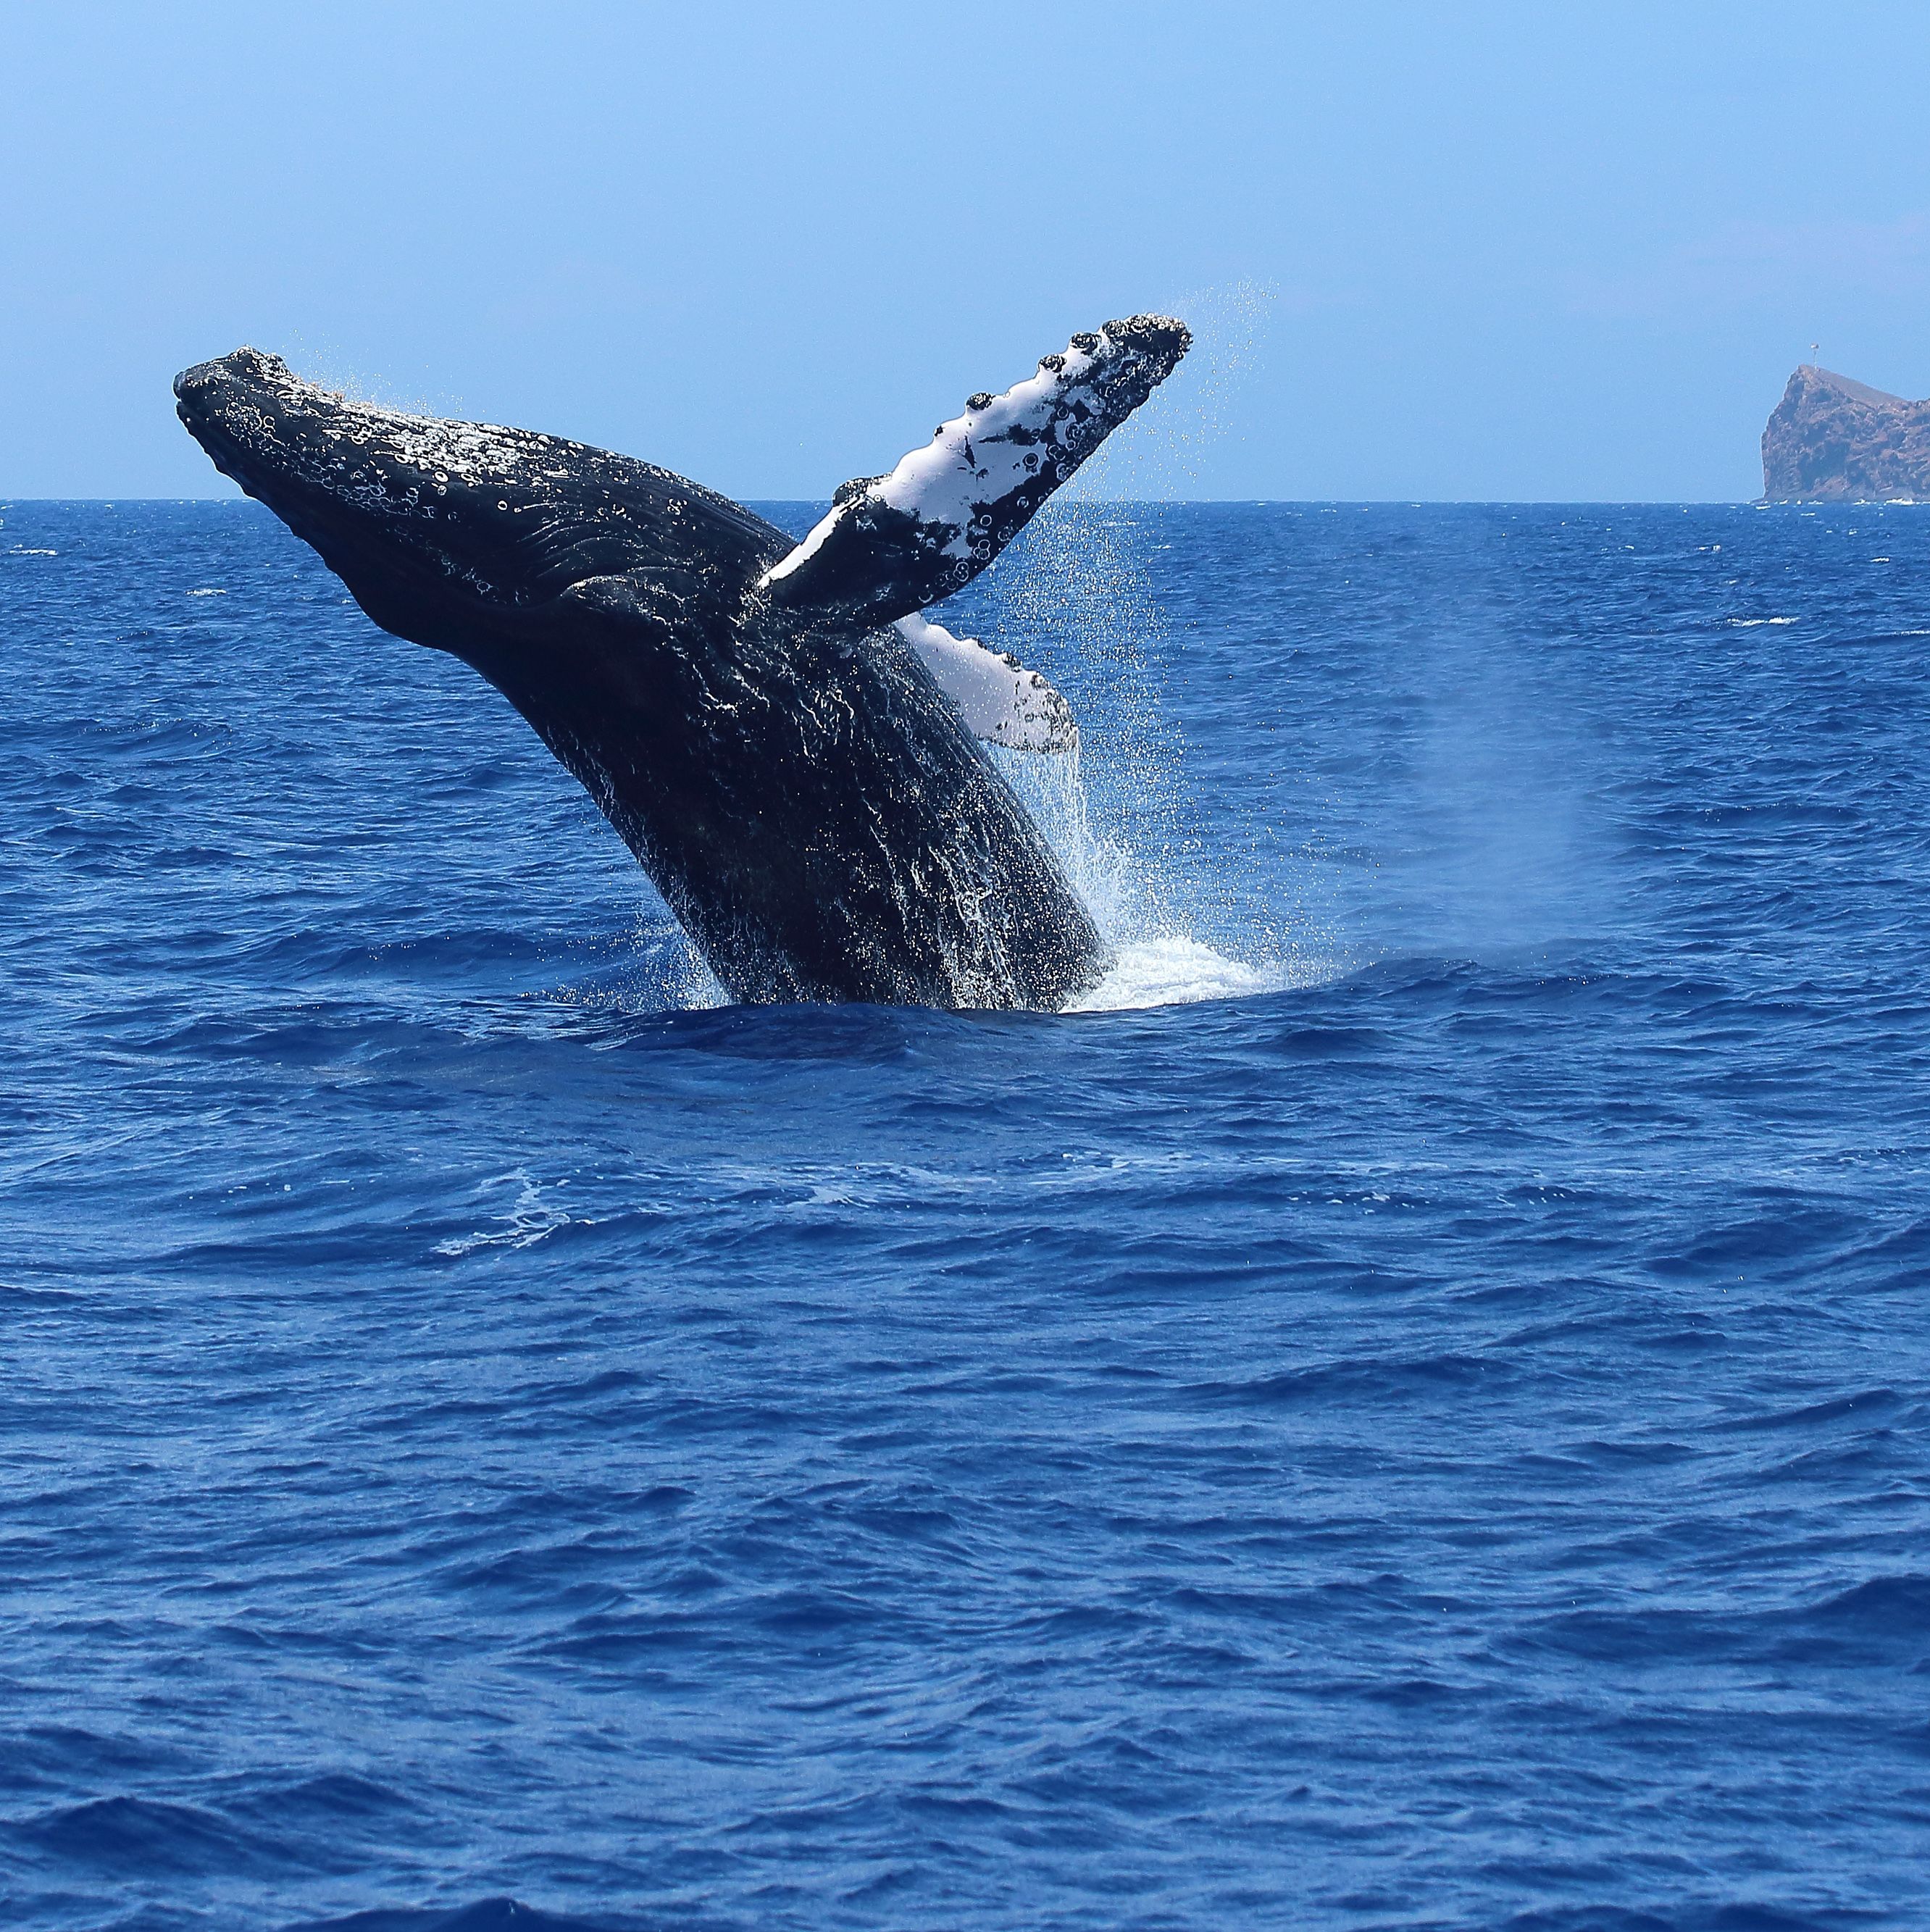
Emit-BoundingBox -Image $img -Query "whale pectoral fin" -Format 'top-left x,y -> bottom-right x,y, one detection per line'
762,314 -> 1189,631
895,614 -> 1077,755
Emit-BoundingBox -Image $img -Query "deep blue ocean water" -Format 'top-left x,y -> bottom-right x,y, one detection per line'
3,498 -> 1927,1931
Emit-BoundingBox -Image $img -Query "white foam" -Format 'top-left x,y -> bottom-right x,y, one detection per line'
990,740 -> 1327,1013
435,1168 -> 587,1255
1067,935 -> 1286,1011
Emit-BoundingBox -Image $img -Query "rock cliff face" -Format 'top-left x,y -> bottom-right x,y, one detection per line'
1761,365 -> 1930,501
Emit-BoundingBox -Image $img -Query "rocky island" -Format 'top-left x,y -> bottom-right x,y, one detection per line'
1761,364 -> 1930,501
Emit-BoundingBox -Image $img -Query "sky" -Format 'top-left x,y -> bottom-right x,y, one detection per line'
5,1 -> 1930,501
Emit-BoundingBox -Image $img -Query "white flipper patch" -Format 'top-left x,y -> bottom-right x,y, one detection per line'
759,315 -> 1190,628
895,613 -> 1076,755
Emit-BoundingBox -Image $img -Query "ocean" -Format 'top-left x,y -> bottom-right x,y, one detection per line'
2,498 -> 1926,1930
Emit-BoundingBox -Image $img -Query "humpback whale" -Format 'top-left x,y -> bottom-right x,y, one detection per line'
172,317 -> 1190,1008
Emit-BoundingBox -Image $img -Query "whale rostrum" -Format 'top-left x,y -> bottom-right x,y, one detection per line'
172,316 -> 1190,1008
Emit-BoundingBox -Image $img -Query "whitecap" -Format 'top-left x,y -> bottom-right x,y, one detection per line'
435,1168 -> 588,1255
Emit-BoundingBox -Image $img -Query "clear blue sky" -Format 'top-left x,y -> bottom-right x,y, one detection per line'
6,1 -> 1929,501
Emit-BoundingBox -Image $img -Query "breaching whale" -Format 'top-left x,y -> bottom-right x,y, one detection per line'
172,317 -> 1190,1008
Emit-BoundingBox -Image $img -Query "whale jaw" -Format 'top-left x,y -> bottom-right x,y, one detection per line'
173,348 -> 784,657
174,349 -> 567,633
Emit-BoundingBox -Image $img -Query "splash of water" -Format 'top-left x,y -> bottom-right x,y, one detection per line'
609,283 -> 1311,1014
1057,279 -> 1275,505
267,333 -> 461,419
968,284 -> 1329,1011
995,739 -> 1337,1013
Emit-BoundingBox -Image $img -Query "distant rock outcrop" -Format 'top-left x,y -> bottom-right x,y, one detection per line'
1761,364 -> 1930,501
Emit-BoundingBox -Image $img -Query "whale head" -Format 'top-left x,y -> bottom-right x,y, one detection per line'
172,348 -> 778,653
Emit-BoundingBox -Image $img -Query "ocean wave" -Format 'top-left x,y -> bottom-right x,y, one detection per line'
5,499 -> 1927,1931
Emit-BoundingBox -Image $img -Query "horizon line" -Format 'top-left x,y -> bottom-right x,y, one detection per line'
0,495 -> 1859,509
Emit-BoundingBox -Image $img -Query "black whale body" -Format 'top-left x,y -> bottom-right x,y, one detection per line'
172,319 -> 1189,1008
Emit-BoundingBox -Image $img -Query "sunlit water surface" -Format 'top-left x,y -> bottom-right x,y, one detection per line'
3,500 -> 1927,1931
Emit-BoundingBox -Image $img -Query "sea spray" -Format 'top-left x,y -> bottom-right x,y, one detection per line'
961,287 -> 1337,1010
1056,279 -> 1274,506
979,521 -> 1335,1011
972,504 -> 1185,922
